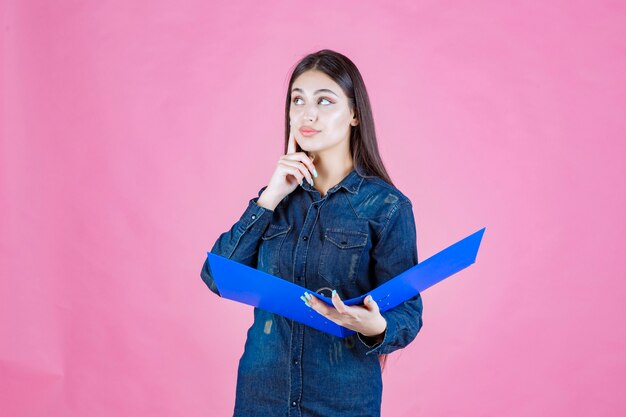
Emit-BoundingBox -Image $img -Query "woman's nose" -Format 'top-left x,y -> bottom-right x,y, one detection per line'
302,104 -> 318,122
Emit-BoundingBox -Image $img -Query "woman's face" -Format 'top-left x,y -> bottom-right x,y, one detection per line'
289,70 -> 358,155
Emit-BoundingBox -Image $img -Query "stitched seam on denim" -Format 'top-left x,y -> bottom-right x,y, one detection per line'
325,229 -> 368,248
276,226 -> 291,277
288,317 -> 294,414
341,192 -> 360,217
226,201 -> 270,259
319,230 -> 367,284
297,324 -> 304,413
375,201 -> 412,241
366,177 -> 411,200
259,225 -> 290,276
261,224 -> 291,239
350,175 -> 365,194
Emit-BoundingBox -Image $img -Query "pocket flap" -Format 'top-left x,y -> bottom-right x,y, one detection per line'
325,229 -> 368,249
262,224 -> 291,240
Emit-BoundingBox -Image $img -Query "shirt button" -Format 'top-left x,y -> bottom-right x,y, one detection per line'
313,204 -> 318,209
251,214 -> 256,219
293,359 -> 299,365
303,236 -> 308,241
292,401 -> 297,407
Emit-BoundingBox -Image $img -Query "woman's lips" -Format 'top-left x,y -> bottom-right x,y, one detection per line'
299,127 -> 320,137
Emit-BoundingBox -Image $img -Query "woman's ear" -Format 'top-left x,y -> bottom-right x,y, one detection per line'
349,107 -> 359,126
350,109 -> 359,126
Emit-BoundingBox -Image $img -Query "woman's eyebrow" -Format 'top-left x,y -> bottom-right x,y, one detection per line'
291,87 -> 338,97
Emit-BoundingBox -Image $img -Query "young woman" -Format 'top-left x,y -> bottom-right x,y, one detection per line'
201,49 -> 424,417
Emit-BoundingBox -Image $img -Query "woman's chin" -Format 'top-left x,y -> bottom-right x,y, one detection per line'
298,143 -> 315,153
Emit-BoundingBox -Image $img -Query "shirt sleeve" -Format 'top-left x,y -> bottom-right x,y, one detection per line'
200,186 -> 275,296
356,200 -> 424,355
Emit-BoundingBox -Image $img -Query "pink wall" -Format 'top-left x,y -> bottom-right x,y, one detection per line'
1,1 -> 624,416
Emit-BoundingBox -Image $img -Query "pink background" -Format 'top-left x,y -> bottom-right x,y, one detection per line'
1,1 -> 625,416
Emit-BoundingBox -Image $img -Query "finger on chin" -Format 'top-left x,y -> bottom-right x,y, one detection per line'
287,132 -> 296,154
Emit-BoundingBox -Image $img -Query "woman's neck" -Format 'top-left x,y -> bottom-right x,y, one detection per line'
310,150 -> 354,196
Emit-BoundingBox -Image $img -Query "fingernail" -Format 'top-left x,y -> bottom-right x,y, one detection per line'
300,295 -> 311,307
309,178 -> 314,186
300,179 -> 303,187
332,290 -> 337,297
313,168 -> 318,178
304,292 -> 312,301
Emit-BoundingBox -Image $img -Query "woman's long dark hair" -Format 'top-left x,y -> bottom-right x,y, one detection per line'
284,49 -> 393,371
283,49 -> 395,188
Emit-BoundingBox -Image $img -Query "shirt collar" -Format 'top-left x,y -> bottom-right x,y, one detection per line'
302,165 -> 365,195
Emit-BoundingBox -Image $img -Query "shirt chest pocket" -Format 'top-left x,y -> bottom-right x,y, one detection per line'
258,224 -> 291,277
318,229 -> 368,287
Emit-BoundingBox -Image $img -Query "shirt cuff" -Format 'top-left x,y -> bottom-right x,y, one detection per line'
237,196 -> 274,233
357,311 -> 396,355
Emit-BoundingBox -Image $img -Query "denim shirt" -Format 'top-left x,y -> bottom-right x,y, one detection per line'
200,167 -> 424,417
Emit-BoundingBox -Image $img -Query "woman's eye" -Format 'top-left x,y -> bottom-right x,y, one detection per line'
292,97 -> 333,105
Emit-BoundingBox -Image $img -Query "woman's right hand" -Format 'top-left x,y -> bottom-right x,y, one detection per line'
257,131 -> 318,210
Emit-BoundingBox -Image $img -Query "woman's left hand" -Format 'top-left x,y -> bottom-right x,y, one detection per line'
302,291 -> 387,338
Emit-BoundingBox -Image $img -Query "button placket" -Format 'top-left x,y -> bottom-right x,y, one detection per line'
289,199 -> 322,412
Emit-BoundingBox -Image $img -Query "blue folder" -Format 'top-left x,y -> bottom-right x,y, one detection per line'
207,227 -> 485,337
